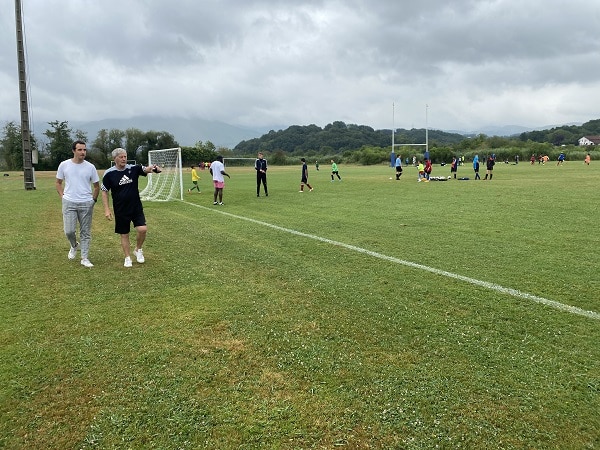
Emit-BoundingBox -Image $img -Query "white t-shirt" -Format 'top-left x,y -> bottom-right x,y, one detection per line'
56,159 -> 99,202
211,160 -> 226,182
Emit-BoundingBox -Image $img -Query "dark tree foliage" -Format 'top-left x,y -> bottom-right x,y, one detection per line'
0,121 -> 24,170
519,119 -> 600,145
234,122 -> 464,155
44,120 -> 73,169
180,140 -> 218,166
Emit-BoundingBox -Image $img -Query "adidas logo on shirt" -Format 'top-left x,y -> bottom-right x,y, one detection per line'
119,175 -> 133,186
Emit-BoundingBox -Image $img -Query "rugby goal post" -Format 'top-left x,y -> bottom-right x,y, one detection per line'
140,147 -> 183,201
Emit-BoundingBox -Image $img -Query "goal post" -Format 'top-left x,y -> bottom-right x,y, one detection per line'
223,157 -> 265,168
140,147 -> 183,201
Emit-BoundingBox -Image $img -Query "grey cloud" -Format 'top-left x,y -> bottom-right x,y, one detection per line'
2,0 -> 600,133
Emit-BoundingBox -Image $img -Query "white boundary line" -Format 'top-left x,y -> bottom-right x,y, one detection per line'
184,201 -> 600,321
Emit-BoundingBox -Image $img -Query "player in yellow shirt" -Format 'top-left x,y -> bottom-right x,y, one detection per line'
417,161 -> 425,181
188,165 -> 201,193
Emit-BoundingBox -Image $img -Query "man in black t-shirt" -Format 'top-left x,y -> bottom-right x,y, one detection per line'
101,148 -> 161,267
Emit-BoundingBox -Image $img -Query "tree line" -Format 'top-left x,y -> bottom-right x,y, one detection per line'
2,118 -> 599,171
233,119 -> 600,166
0,120 -> 221,171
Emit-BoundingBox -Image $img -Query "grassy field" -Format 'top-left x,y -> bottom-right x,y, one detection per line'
1,160 -> 599,449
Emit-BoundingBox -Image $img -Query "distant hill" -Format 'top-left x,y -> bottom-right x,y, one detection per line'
233,121 -> 466,155
517,119 -> 600,145
34,116 -> 265,148
447,123 -> 583,137
445,125 -> 532,137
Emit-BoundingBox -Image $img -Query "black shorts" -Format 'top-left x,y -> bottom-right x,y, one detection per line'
115,210 -> 146,234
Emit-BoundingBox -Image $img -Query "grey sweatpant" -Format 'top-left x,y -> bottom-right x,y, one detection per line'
62,199 -> 95,259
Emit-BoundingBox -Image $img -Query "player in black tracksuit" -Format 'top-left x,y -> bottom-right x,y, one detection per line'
255,152 -> 268,197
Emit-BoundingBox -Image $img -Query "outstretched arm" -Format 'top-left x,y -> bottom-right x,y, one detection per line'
144,164 -> 161,174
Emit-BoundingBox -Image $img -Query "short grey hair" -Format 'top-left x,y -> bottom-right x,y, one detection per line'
111,148 -> 127,159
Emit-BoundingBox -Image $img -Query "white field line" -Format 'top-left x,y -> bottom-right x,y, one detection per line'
184,202 -> 600,321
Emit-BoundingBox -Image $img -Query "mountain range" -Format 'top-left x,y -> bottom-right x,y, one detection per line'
32,116 -> 582,148
34,116 -> 267,148
449,123 -> 582,137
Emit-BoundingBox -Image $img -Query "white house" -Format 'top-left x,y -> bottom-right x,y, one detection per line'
578,136 -> 600,146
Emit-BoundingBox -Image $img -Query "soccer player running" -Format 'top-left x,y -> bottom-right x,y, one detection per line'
255,152 -> 268,197
210,155 -> 230,205
330,159 -> 342,181
55,140 -> 100,268
101,148 -> 161,268
299,158 -> 313,192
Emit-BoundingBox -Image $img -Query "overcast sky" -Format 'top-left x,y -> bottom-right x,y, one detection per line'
2,0 -> 600,134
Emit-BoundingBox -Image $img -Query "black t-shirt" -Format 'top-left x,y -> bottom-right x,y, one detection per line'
101,165 -> 147,216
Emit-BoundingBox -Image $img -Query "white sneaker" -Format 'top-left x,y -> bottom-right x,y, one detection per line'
68,242 -> 79,260
124,256 -> 132,268
80,258 -> 94,268
134,248 -> 145,263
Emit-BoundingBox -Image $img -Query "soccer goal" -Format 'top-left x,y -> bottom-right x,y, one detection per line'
140,147 -> 183,201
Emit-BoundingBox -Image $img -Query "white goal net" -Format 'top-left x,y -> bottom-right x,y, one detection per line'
140,147 -> 183,201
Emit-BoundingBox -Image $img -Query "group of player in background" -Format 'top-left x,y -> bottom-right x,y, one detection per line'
394,150 -> 590,183
186,154 -> 343,199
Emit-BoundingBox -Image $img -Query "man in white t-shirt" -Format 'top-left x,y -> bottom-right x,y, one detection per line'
55,140 -> 100,267
209,155 -> 231,205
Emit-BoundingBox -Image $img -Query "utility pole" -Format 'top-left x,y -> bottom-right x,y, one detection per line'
15,0 -> 36,190
425,104 -> 429,154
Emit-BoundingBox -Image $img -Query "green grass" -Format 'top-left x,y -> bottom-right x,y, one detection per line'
1,161 -> 599,449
